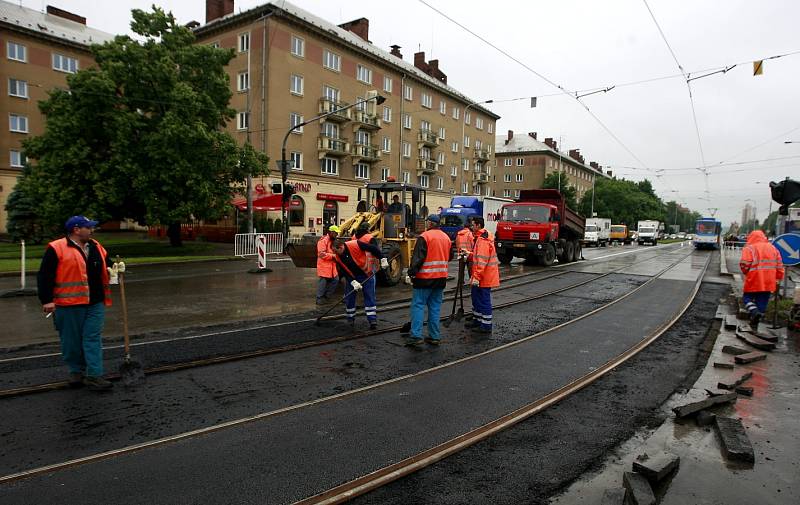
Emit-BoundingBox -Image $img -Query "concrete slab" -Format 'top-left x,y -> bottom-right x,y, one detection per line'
632,451 -> 679,482
695,410 -> 716,427
734,351 -> 767,364
723,315 -> 739,329
622,471 -> 656,505
672,392 -> 737,418
715,416 -> 755,463
721,344 -> 749,355
600,488 -> 626,505
735,330 -> 776,351
717,371 -> 752,390
712,361 -> 734,369
735,386 -> 754,396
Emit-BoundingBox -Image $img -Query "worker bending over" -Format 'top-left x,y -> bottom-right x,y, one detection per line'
335,238 -> 387,329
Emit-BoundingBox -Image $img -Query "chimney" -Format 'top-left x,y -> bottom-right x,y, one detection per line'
544,138 -> 554,149
46,5 -> 86,25
528,132 -> 537,140
206,0 -> 234,23
185,20 -> 201,30
606,170 -> 613,177
390,45 -> 403,59
589,161 -> 599,169
339,18 -> 370,42
412,51 -> 448,84
569,149 -> 581,162
414,51 -> 426,69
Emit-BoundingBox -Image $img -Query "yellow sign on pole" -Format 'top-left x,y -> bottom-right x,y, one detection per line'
753,60 -> 764,76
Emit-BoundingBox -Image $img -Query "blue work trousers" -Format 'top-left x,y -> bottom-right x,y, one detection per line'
410,287 -> 444,340
743,291 -> 771,316
471,286 -> 493,330
344,275 -> 377,322
54,303 -> 106,377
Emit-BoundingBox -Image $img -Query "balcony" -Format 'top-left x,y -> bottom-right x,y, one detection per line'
351,110 -> 381,130
319,97 -> 351,122
472,171 -> 489,183
473,148 -> 490,161
352,143 -> 382,163
418,129 -> 440,147
417,158 -> 438,175
318,136 -> 350,157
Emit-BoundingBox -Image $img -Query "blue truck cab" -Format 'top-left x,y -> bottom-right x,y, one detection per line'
440,196 -> 482,240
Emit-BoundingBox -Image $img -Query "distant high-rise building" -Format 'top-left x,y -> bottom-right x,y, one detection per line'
741,203 -> 756,226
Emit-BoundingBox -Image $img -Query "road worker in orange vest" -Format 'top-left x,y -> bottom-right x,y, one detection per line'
316,225 -> 340,305
739,230 -> 784,332
464,216 -> 500,334
353,223 -> 380,274
455,217 -> 475,279
404,214 -> 452,346
37,216 -> 116,391
334,237 -> 387,329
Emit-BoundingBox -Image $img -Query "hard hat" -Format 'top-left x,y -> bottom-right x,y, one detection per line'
328,225 -> 341,233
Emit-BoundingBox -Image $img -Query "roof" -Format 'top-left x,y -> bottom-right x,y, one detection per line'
0,0 -> 114,47
193,0 -> 499,120
495,134 -> 610,178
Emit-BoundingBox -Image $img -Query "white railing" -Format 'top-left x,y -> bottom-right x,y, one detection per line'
235,232 -> 283,257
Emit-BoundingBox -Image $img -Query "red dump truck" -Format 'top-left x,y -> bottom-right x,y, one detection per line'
494,189 -> 586,266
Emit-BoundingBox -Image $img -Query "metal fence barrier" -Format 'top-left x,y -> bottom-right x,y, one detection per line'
234,232 -> 283,258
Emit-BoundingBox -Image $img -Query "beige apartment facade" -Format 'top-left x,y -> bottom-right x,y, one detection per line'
493,130 -> 608,202
0,2 -> 113,233
194,0 -> 499,236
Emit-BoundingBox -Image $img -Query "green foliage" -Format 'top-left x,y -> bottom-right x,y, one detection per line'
4,168 -> 51,243
578,177 -> 667,226
21,7 -> 268,239
541,172 -> 578,209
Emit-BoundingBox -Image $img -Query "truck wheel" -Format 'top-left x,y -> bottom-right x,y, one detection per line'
498,251 -> 513,265
376,242 -> 402,286
561,241 -> 575,263
572,240 -> 582,261
539,244 -> 556,266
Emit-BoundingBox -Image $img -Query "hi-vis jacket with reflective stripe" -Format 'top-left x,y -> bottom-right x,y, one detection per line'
471,229 -> 500,288
49,238 -> 111,306
740,230 -> 784,292
316,234 -> 338,278
455,228 -> 474,255
353,232 -> 379,273
414,229 -> 451,280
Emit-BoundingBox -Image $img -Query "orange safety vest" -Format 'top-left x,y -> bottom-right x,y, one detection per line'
316,234 -> 338,278
344,239 -> 370,274
471,229 -> 500,288
353,232 -> 379,273
455,228 -> 473,255
740,230 -> 784,292
49,237 -> 112,307
415,229 -> 451,279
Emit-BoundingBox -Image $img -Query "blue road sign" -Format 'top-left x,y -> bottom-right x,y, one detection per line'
772,233 -> 800,266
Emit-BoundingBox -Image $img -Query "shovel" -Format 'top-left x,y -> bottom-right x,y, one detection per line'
315,271 -> 376,326
117,258 -> 145,386
443,256 -> 466,328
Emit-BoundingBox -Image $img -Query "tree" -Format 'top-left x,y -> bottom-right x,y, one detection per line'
4,168 -> 49,244
22,7 -> 268,246
541,172 -> 578,209
579,177 -> 667,226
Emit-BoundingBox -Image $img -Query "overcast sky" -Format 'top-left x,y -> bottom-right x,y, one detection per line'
19,0 -> 800,227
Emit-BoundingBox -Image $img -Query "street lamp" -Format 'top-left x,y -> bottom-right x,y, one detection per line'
278,94 -> 386,250
459,99 -> 493,196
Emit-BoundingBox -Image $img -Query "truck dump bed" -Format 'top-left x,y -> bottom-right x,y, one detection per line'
517,189 -> 585,237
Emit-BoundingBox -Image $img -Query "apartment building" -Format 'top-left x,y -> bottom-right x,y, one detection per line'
493,130 -> 608,201
194,0 -> 499,234
0,2 -> 113,233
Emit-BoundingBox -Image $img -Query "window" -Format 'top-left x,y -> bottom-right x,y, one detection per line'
237,71 -> 249,91
504,174 -> 512,183
288,196 -> 305,226
402,114 -> 411,129
464,112 -> 471,125
504,158 -> 512,167
52,53 -> 78,73
382,106 -> 392,123
488,145 -> 492,155
323,49 -> 340,71
323,85 -> 340,102
321,122 -> 339,138
488,122 -> 494,134
403,84 -> 413,101
450,165 -> 458,177
438,127 -> 446,140
464,135 -> 470,148
355,95 -> 365,111
290,74 -> 303,95
435,176 -> 443,190
290,112 -> 304,133
420,174 -> 429,188
7,42 -> 26,62
402,142 -> 411,158
451,141 -> 459,153
516,173 -> 524,182
420,120 -> 431,132
476,117 -> 484,130
383,76 -> 393,93
357,64 -> 372,84
8,78 -> 27,98
8,113 -> 28,133
402,171 -> 411,183
381,167 -> 390,181
503,189 -> 511,198
320,157 -> 338,175
486,186 -> 492,197
439,100 -> 447,115
237,112 -> 249,130
462,159 -> 469,171
452,107 -> 460,120
355,130 -> 370,146
355,163 -> 370,180
462,182 -> 469,194
475,139 -> 482,150
420,147 -> 432,160
10,150 -> 25,167
437,152 -> 445,165
209,41 -> 220,49
238,33 -> 250,53
517,158 -> 524,166
382,136 -> 391,152
421,93 -> 432,108
291,35 -> 304,57
515,190 -> 521,198
290,151 -> 303,170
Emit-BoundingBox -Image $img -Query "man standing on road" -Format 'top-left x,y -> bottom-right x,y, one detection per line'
316,225 -> 340,305
37,216 -> 114,391
739,230 -> 784,332
455,217 -> 475,280
465,217 -> 500,334
404,215 -> 451,346
334,238 -> 387,329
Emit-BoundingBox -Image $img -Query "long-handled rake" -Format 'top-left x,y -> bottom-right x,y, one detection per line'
116,257 -> 145,386
315,271 -> 376,326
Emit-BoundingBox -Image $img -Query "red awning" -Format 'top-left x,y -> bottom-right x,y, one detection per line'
232,194 -> 288,212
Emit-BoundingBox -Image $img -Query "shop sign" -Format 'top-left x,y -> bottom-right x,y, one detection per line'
316,193 -> 349,202
324,201 -> 337,210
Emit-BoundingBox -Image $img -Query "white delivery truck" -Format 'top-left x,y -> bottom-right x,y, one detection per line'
637,220 -> 661,245
582,218 -> 611,247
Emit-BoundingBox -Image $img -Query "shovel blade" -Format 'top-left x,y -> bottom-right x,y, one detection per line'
119,359 -> 145,386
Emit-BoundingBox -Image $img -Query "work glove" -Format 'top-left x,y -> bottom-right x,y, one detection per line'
350,280 -> 363,291
380,258 -> 389,269
107,263 -> 119,285
471,278 -> 480,287
117,261 -> 126,273
404,275 -> 412,285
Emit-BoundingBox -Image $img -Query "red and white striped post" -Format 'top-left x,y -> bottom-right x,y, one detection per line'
257,233 -> 267,270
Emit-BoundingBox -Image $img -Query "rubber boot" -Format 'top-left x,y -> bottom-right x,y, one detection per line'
749,312 -> 761,334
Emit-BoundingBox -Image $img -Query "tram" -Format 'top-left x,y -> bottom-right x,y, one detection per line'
693,217 -> 721,249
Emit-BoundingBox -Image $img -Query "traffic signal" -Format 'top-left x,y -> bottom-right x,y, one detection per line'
270,183 -> 295,196
769,179 -> 800,215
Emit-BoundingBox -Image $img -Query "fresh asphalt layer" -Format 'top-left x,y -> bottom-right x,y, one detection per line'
0,247 -> 708,504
